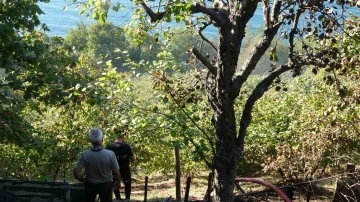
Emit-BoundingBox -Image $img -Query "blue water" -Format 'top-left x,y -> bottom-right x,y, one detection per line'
38,0 -> 263,38
38,0 -> 134,36
38,0 -> 359,38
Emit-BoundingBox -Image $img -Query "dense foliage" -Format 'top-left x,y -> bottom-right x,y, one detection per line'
246,70 -> 360,179
0,2 -> 359,199
65,22 -> 144,70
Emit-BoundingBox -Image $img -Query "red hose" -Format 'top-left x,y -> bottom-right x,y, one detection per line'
234,178 -> 292,202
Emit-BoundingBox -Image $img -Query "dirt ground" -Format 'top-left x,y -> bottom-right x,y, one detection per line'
118,172 -> 207,201
115,172 -> 336,202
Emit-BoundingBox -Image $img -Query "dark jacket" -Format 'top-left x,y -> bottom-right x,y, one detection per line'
106,142 -> 133,171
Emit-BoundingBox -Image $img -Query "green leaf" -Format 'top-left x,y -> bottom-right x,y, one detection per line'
112,6 -> 119,12
184,3 -> 192,12
82,3 -> 88,10
193,115 -> 200,122
79,9 -> 85,15
36,6 -> 45,15
170,130 -> 177,137
165,14 -> 172,22
92,12 -> 99,20
106,60 -> 112,67
162,96 -> 169,104
99,12 -> 106,23
133,108 -> 139,114
152,33 -> 159,43
184,138 -> 189,146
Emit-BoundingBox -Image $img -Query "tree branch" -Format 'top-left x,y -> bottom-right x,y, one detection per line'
164,85 -> 216,161
184,136 -> 214,169
231,22 -> 282,100
271,0 -> 282,23
199,22 -> 218,51
139,1 -> 165,22
236,64 -> 293,153
288,8 -> 302,62
191,3 -> 226,26
192,47 -> 217,76
263,0 -> 270,28
140,1 -> 226,26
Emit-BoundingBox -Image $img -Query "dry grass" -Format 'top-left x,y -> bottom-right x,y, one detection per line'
117,172 -> 336,202
120,172 -> 207,202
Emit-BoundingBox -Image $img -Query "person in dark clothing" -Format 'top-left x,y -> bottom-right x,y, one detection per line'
73,128 -> 121,202
106,127 -> 135,201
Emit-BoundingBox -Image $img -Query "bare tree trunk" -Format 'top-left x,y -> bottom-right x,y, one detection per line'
213,140 -> 241,202
208,25 -> 242,201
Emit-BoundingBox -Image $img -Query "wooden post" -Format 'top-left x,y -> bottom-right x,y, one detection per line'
306,185 -> 311,202
285,187 -> 295,201
184,176 -> 191,202
144,176 -> 148,202
204,172 -> 213,202
174,146 -> 181,202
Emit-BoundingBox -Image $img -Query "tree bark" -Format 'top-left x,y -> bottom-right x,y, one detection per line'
213,138 -> 242,201
210,22 -> 242,201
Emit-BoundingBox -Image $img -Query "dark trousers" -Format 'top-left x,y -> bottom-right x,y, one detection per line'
113,168 -> 132,200
84,181 -> 113,202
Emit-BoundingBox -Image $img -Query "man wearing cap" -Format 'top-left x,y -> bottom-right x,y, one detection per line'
73,128 -> 121,202
106,127 -> 135,201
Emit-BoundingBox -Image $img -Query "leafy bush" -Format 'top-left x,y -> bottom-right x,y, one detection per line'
65,22 -> 141,71
244,69 -> 360,180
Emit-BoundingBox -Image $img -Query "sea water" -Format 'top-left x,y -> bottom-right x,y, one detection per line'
38,0 -> 359,38
38,0 -> 263,38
